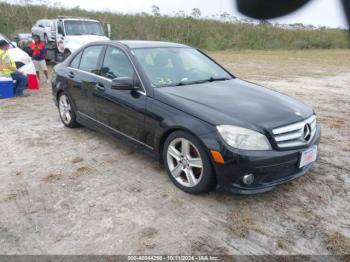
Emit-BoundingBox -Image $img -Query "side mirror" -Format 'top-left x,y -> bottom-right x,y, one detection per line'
11,41 -> 18,48
111,77 -> 136,90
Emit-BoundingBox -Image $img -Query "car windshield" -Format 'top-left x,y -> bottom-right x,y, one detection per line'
64,20 -> 105,36
133,47 -> 233,88
0,34 -> 14,48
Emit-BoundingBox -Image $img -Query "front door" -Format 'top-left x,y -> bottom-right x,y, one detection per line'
93,46 -> 147,145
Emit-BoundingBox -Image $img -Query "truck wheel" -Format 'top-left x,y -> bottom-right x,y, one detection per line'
64,50 -> 71,60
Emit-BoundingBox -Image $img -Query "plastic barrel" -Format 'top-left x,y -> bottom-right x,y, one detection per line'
0,77 -> 14,99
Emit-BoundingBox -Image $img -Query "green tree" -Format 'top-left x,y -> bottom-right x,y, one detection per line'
220,12 -> 230,21
151,5 -> 160,16
191,8 -> 201,18
175,10 -> 186,17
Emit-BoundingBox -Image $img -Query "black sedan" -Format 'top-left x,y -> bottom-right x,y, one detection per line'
51,40 -> 321,194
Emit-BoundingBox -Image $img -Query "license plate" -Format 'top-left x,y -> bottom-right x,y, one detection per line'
299,146 -> 318,168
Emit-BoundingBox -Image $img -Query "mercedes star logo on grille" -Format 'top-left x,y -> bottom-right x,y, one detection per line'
303,124 -> 312,142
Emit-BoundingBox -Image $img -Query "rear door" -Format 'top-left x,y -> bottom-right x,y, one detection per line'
67,45 -> 105,118
93,45 -> 147,145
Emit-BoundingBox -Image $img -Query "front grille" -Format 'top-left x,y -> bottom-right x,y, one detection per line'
272,115 -> 317,149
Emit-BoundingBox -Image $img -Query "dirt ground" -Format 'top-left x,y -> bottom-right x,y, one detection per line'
0,50 -> 349,255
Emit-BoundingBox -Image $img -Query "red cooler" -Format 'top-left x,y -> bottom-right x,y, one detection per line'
27,74 -> 39,90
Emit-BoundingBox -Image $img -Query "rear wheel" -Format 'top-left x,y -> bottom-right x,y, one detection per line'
58,92 -> 79,128
163,131 -> 216,194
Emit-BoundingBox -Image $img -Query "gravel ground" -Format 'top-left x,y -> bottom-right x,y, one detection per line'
0,50 -> 349,255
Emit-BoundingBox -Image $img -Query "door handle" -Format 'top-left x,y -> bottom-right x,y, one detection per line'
68,71 -> 75,79
96,82 -> 106,92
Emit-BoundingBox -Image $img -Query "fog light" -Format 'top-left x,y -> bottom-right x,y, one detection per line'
243,174 -> 254,185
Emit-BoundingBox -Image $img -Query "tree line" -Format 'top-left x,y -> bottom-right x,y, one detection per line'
0,2 -> 349,50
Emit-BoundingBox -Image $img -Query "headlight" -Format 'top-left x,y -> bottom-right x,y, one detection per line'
217,125 -> 271,151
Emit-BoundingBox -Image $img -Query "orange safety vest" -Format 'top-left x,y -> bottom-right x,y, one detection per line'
29,42 -> 45,56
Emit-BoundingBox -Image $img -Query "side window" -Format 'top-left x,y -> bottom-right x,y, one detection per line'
50,21 -> 56,31
57,21 -> 64,35
79,45 -> 104,74
69,51 -> 82,69
100,47 -> 134,80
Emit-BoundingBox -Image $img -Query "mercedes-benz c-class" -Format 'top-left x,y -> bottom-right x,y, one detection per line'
51,41 -> 321,194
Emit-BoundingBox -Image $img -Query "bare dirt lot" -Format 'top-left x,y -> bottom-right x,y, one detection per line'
0,50 -> 349,255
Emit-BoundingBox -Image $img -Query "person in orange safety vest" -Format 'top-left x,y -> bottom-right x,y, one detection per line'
29,35 -> 49,83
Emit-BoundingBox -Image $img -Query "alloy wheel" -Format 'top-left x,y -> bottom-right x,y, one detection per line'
166,138 -> 204,187
59,94 -> 72,125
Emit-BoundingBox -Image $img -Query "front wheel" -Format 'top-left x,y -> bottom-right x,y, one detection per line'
58,92 -> 79,128
64,50 -> 71,60
163,131 -> 216,194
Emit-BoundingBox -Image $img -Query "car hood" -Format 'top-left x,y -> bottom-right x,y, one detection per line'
154,78 -> 314,132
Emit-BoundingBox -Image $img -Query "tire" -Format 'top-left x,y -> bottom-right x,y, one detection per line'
163,131 -> 216,194
64,50 -> 71,60
58,92 -> 79,128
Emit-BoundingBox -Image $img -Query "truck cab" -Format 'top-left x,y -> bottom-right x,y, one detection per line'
43,17 -> 111,62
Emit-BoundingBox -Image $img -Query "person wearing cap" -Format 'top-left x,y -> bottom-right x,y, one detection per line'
0,40 -> 28,97
29,35 -> 49,84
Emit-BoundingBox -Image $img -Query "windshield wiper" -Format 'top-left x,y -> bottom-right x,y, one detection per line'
174,77 -> 231,86
206,77 -> 232,82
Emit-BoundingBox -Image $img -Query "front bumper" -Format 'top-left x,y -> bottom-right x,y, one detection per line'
213,125 -> 321,194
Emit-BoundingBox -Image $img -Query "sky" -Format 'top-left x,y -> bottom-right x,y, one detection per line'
11,0 -> 350,29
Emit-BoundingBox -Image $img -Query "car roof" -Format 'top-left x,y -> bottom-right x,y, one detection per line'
115,40 -> 191,49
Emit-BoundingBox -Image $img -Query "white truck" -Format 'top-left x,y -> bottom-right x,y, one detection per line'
32,16 -> 111,62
